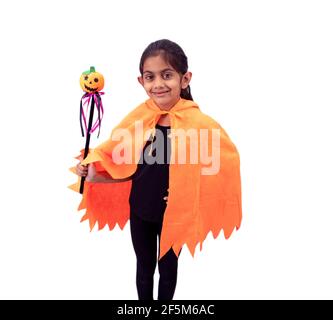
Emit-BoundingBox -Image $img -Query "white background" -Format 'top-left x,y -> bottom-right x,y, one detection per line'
1,0 -> 332,299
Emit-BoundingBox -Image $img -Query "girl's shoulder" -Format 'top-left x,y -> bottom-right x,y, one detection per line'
188,108 -> 221,129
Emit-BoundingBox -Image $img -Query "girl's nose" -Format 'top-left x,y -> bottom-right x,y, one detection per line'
153,76 -> 164,88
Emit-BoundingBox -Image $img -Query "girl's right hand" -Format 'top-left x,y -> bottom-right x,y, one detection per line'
76,156 -> 97,182
76,159 -> 88,177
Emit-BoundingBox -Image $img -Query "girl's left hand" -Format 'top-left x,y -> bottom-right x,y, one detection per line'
163,188 -> 169,204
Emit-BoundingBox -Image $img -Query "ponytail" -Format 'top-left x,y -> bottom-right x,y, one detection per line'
180,85 -> 193,101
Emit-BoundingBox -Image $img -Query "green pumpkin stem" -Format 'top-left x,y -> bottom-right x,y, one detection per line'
82,66 -> 96,75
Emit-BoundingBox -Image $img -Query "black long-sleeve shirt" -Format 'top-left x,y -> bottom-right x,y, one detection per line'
129,124 -> 171,223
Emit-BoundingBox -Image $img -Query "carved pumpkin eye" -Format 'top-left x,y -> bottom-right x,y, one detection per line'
84,76 -> 88,81
94,78 -> 99,83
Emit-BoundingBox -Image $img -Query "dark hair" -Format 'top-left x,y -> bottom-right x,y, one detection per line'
139,39 -> 193,101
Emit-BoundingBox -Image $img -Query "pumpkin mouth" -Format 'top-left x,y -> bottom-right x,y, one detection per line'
84,84 -> 98,92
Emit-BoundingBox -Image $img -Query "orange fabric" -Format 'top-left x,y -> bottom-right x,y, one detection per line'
69,98 -> 242,260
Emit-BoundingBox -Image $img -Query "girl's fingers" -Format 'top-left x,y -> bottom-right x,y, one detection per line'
79,170 -> 87,177
76,163 -> 88,177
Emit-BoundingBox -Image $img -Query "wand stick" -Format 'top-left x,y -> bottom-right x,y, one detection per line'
80,95 -> 95,194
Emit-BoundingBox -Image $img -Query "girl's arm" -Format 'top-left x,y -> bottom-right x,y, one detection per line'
87,170 -> 132,183
76,161 -> 132,183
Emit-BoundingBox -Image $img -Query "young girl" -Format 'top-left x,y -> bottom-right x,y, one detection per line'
74,39 -> 242,300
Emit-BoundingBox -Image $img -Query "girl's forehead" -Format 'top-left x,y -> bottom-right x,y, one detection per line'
142,55 -> 175,73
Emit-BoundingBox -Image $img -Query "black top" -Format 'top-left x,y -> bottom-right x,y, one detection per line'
129,124 -> 171,223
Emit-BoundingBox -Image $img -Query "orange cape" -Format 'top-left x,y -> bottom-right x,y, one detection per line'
69,98 -> 242,260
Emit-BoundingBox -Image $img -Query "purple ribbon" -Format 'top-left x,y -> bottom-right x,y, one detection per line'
80,92 -> 105,138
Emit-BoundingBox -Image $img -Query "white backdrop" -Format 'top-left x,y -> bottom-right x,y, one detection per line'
1,0 -> 332,299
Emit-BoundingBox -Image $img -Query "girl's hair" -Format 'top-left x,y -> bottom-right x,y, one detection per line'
139,39 -> 193,101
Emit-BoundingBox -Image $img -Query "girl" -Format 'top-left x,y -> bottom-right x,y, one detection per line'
74,39 -> 242,300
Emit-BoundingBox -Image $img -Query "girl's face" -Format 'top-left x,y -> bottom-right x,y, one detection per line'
138,55 -> 192,110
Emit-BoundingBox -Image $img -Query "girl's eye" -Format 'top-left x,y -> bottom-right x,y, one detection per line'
144,75 -> 153,81
163,73 -> 172,79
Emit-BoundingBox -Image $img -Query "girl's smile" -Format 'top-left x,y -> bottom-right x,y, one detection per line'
152,90 -> 170,96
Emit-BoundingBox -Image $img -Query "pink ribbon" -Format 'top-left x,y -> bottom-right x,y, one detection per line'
80,92 -> 105,137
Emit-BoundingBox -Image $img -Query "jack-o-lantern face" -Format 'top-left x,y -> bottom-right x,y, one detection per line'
80,66 -> 104,92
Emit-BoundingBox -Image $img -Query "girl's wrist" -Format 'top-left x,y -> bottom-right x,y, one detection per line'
86,172 -> 114,183
86,172 -> 132,183
85,175 -> 95,182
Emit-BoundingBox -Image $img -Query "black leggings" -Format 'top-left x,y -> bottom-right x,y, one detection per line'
130,211 -> 180,300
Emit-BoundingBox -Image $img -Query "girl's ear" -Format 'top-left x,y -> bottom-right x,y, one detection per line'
138,76 -> 144,86
181,71 -> 192,89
